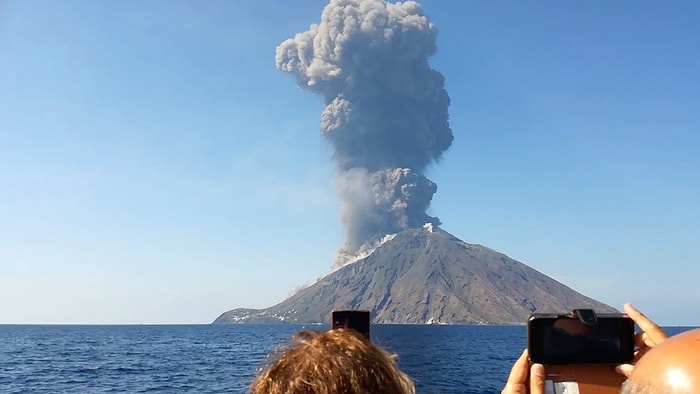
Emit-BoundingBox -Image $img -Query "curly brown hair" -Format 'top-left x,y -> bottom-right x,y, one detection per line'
248,329 -> 415,394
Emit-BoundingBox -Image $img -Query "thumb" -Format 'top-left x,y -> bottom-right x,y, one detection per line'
530,363 -> 545,394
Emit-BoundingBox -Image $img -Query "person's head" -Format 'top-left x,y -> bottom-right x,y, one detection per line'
621,328 -> 700,394
552,317 -> 593,336
248,328 -> 415,394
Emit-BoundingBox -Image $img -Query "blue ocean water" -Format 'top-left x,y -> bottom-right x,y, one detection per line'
0,324 -> 692,393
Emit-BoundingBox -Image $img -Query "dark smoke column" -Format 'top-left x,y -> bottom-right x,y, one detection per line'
276,0 -> 453,267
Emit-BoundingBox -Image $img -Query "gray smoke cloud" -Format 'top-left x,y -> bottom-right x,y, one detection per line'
276,0 -> 453,266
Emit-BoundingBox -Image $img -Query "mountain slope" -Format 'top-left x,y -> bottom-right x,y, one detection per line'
214,228 -> 616,324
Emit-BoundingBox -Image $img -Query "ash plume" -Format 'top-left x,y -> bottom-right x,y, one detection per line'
276,0 -> 453,267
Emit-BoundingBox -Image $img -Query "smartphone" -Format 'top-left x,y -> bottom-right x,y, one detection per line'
331,310 -> 370,340
528,313 -> 635,364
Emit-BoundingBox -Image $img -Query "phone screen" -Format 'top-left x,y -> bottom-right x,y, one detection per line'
332,310 -> 370,340
528,315 -> 634,364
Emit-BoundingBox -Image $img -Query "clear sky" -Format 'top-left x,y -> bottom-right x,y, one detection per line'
1,1 -> 698,325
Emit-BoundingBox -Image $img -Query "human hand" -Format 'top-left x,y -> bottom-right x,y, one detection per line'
502,349 -> 545,394
615,303 -> 668,377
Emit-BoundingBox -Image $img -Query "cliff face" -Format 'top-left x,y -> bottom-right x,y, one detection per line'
214,228 -> 616,324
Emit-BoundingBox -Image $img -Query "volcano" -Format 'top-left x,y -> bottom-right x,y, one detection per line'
213,228 -> 616,324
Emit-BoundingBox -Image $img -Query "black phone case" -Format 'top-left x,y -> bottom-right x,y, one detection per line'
527,313 -> 634,365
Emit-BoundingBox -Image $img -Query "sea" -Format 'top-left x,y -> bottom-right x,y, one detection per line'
0,324 -> 692,394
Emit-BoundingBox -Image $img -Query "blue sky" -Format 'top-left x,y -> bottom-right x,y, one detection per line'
1,1 -> 698,325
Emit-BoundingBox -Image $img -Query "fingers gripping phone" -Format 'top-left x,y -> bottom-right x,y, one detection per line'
331,310 -> 370,340
527,309 -> 635,394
